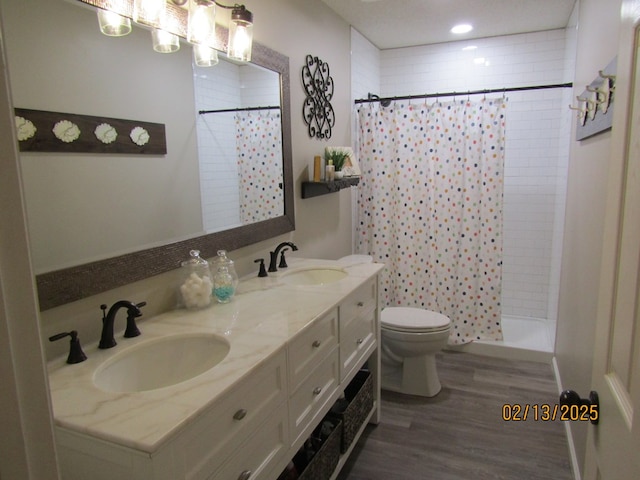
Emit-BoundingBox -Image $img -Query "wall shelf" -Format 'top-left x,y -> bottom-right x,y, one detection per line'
301,177 -> 360,199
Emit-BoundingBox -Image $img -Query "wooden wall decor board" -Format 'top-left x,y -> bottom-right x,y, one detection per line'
14,108 -> 167,154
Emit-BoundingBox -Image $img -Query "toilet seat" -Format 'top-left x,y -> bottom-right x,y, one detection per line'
381,307 -> 450,334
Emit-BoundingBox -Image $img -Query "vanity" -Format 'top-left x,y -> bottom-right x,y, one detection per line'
47,258 -> 384,480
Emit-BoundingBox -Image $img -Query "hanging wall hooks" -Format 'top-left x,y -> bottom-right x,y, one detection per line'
571,58 -> 617,141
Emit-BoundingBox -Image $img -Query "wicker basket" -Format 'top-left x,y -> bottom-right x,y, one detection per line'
331,370 -> 373,453
297,418 -> 342,480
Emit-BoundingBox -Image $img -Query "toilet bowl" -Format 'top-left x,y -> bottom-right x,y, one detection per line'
381,307 -> 451,397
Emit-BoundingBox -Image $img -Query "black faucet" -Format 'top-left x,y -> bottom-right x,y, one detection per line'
99,300 -> 146,349
268,242 -> 298,272
49,330 -> 87,364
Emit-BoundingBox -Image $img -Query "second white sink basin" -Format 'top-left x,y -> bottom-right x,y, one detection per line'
93,333 -> 230,393
281,267 -> 347,286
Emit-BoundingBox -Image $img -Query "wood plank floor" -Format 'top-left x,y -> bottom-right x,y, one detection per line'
337,351 -> 573,480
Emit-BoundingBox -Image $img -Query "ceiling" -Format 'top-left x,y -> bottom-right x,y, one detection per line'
319,0 -> 577,50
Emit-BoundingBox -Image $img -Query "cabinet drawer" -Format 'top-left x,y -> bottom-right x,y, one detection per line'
289,346 -> 340,445
288,308 -> 338,391
183,349 -> 287,480
340,308 -> 376,381
340,279 -> 376,330
208,403 -> 288,480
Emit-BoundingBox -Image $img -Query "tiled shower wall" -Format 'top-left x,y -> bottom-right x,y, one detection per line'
194,61 -> 280,233
352,28 -> 574,322
195,61 -> 242,233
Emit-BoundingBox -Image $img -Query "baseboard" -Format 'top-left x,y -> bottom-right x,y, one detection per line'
445,342 -> 553,363
552,356 -> 582,480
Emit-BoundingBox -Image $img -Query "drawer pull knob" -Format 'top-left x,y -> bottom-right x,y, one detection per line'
238,470 -> 252,480
313,386 -> 322,395
357,301 -> 364,307
312,340 -> 321,348
357,338 -> 364,345
233,409 -> 248,420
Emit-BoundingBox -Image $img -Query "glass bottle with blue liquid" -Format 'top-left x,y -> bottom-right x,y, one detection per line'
212,250 -> 239,303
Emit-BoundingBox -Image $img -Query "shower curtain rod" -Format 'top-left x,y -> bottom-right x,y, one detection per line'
355,82 -> 573,104
198,105 -> 280,115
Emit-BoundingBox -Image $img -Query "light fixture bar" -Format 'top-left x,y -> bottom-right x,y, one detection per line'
77,0 -> 253,60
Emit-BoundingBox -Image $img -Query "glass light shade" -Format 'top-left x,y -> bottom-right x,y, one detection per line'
193,44 -> 219,67
188,0 -> 216,45
133,0 -> 167,27
227,19 -> 253,62
152,28 -> 180,53
97,9 -> 132,36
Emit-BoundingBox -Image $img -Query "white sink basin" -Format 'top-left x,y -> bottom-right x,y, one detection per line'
93,333 -> 230,393
281,267 -> 347,285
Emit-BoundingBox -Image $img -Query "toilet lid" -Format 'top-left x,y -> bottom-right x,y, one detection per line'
381,307 -> 451,333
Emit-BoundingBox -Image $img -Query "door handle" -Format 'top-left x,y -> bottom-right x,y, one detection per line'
559,390 -> 599,425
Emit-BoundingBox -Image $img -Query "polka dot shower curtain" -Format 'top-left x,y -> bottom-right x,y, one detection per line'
235,111 -> 283,224
355,99 -> 506,344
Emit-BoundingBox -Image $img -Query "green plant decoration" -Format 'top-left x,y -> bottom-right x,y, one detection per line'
325,149 -> 349,171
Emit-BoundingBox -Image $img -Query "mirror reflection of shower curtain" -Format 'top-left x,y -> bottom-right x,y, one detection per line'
235,111 -> 283,224
355,99 -> 507,345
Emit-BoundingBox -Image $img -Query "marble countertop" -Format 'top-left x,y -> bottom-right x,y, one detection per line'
47,258 -> 384,454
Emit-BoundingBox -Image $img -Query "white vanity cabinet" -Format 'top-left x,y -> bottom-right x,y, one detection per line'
51,266 -> 382,480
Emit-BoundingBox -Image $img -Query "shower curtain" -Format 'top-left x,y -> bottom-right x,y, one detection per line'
356,98 -> 506,344
235,111 -> 283,224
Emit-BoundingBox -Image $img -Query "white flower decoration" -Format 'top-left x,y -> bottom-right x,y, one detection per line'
129,126 -> 150,146
53,120 -> 81,143
15,116 -> 37,141
95,123 -> 117,144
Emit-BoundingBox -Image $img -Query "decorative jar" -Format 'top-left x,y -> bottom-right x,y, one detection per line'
178,250 -> 213,309
212,250 -> 239,303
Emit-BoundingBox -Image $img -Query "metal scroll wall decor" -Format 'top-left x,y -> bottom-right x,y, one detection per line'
302,54 -> 335,139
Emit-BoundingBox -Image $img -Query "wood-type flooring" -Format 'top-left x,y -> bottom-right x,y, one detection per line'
338,351 -> 574,480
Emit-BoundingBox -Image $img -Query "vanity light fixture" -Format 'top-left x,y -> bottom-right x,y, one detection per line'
89,0 -> 253,62
152,27 -> 181,52
187,0 -> 216,45
193,43 -> 219,66
97,8 -> 132,36
133,0 -> 167,27
183,0 -> 253,62
224,3 -> 253,62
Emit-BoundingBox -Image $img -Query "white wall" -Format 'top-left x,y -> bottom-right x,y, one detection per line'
352,29 -> 574,322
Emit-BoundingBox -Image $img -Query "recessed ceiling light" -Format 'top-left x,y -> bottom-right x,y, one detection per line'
462,45 -> 477,51
451,24 -> 473,34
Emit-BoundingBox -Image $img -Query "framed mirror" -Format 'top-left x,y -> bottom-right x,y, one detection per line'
6,1 -> 294,310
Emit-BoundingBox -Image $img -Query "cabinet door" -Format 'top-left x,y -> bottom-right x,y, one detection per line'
339,280 -> 376,333
340,307 -> 376,381
209,403 -> 289,480
289,347 -> 340,446
288,308 -> 338,391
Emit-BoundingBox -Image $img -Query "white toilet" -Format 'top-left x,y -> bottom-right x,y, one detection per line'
381,307 -> 451,397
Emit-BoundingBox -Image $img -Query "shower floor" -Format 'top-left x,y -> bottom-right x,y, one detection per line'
446,316 -> 555,363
